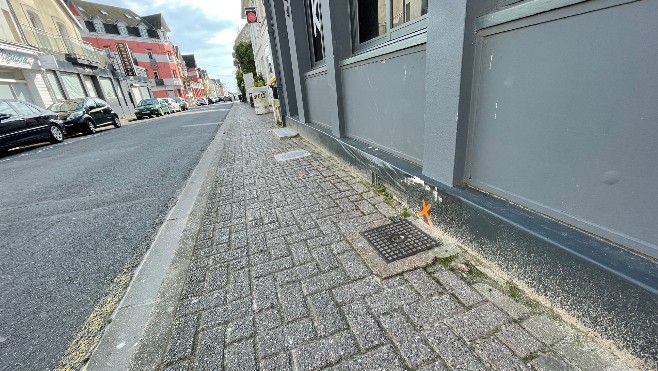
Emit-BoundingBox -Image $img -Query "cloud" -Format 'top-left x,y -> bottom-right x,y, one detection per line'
207,29 -> 240,47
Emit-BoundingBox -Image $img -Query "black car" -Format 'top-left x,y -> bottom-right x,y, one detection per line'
0,99 -> 65,153
48,97 -> 121,135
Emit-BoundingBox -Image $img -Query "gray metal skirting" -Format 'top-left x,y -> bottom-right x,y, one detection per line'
286,115 -> 658,367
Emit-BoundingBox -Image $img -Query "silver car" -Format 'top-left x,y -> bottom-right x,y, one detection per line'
163,98 -> 181,113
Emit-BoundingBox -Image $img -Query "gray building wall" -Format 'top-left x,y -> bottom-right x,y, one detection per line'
303,70 -> 333,128
465,0 -> 658,258
266,0 -> 658,260
342,45 -> 426,164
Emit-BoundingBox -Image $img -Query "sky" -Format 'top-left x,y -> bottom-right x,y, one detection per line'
100,0 -> 246,92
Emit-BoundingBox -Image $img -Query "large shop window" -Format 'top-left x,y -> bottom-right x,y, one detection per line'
307,0 -> 325,65
60,73 -> 85,99
99,78 -> 117,99
354,0 -> 427,48
45,71 -> 65,100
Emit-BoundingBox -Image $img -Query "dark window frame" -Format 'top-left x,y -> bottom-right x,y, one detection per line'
351,0 -> 427,53
305,0 -> 325,67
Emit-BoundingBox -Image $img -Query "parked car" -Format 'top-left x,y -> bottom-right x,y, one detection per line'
134,98 -> 170,119
0,99 -> 65,153
223,96 -> 233,102
164,98 -> 181,113
48,97 -> 121,135
196,97 -> 208,106
172,97 -> 188,111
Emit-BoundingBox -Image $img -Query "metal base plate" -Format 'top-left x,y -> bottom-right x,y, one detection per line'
360,219 -> 439,263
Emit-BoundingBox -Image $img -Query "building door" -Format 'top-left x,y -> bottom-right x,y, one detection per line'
465,0 -> 658,258
82,75 -> 97,97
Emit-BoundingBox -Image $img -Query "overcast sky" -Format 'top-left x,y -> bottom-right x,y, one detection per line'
100,0 -> 245,92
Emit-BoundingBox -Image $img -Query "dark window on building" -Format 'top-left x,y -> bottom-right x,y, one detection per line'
354,0 -> 427,48
127,26 -> 140,37
147,29 -> 160,39
84,20 -> 95,32
307,0 -> 324,64
392,0 -> 427,28
104,23 -> 119,34
358,0 -> 386,43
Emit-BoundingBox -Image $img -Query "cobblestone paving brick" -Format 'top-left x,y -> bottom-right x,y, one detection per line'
404,268 -> 444,297
291,331 -> 358,371
473,282 -> 529,320
163,314 -> 198,365
342,300 -> 387,350
336,250 -> 371,279
308,291 -> 347,336
276,261 -> 319,285
330,345 -> 405,371
367,283 -> 421,314
252,275 -> 278,312
311,245 -> 340,272
226,315 -> 254,344
302,268 -> 349,295
278,281 -> 310,322
476,336 -> 530,370
284,317 -> 317,348
156,105 -> 634,371
530,353 -> 578,371
432,268 -> 484,306
193,325 -> 225,370
225,338 -> 257,371
447,302 -> 510,341
378,311 -> 437,368
423,323 -> 488,370
227,268 -> 251,302
404,294 -> 462,329
521,315 -> 575,346
417,360 -> 449,371
496,324 -> 544,358
260,352 -> 293,371
254,307 -> 282,332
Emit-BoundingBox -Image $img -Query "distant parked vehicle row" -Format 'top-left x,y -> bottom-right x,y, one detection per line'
196,97 -> 208,106
1,97 -> 122,153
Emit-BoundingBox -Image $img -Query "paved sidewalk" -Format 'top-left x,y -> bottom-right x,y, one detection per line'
152,104 -> 636,370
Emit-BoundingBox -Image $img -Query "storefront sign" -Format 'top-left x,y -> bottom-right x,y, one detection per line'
0,48 -> 35,67
115,42 -> 136,76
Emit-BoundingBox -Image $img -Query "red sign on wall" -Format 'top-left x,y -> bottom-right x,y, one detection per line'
245,7 -> 257,23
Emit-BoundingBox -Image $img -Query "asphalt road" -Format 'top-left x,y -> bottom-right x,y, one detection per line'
0,103 -> 232,370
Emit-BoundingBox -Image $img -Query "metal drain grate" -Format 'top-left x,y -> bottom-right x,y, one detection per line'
361,219 -> 439,263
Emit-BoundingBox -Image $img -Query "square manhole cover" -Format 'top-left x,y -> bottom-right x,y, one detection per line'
361,219 -> 439,263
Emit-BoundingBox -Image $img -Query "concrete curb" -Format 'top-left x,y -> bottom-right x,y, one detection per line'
84,104 -> 239,370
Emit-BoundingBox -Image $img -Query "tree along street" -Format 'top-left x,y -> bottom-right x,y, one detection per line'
0,103 -> 232,370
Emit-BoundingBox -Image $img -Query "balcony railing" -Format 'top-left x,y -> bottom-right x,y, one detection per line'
134,66 -> 148,78
154,78 -> 165,86
149,58 -> 158,67
21,24 -> 109,67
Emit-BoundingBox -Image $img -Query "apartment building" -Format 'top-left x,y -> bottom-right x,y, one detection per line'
70,0 -> 185,101
182,54 -> 205,100
0,0 -> 126,114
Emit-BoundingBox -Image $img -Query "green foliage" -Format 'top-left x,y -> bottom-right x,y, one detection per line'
234,41 -> 256,73
436,254 -> 458,269
234,41 -> 256,96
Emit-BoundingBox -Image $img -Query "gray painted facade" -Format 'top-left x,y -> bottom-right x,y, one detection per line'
266,0 -> 657,259
264,0 -> 658,364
